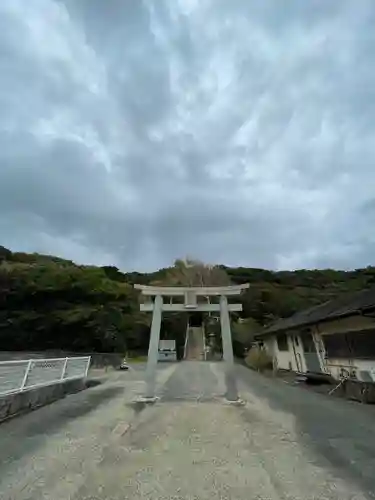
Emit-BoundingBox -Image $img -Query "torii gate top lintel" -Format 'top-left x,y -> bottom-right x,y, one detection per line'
134,283 -> 249,296
134,283 -> 249,312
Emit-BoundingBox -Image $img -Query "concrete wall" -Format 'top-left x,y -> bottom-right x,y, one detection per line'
325,358 -> 375,381
0,378 -> 86,423
336,378 -> 375,403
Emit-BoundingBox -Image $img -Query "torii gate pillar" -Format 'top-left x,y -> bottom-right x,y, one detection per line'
220,295 -> 237,401
145,294 -> 163,399
134,284 -> 249,402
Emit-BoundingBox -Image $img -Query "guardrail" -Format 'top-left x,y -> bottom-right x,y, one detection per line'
0,356 -> 91,396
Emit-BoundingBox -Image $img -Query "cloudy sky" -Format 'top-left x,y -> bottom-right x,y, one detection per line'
1,0 -> 375,272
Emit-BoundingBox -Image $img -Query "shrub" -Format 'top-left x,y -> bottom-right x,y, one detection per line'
245,346 -> 273,372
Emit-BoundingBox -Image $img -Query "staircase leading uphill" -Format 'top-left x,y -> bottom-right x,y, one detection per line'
184,326 -> 205,360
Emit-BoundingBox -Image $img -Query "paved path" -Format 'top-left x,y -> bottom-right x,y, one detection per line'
1,362 -> 375,499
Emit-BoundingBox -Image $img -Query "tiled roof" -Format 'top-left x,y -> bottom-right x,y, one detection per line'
257,286 -> 375,337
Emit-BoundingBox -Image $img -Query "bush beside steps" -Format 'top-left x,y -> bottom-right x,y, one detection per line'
245,347 -> 273,372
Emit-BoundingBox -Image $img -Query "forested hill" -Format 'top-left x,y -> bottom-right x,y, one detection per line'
121,264 -> 375,324
1,244 -> 375,353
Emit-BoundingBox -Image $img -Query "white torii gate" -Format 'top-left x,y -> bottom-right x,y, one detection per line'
134,283 -> 249,402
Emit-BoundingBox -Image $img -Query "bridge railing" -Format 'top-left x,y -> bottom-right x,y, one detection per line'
0,356 -> 91,396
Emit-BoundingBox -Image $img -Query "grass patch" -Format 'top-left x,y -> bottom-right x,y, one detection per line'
127,355 -> 148,363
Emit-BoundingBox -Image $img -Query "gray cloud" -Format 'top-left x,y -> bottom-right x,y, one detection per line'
1,0 -> 375,271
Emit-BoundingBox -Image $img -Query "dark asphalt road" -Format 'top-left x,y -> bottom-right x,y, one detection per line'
235,363 -> 375,497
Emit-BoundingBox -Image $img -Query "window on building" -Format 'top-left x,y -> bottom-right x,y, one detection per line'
323,333 -> 351,358
323,330 -> 375,359
347,330 -> 375,359
277,334 -> 289,351
294,336 -> 299,346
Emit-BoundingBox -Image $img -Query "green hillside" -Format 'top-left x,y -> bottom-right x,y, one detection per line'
1,245 -> 375,353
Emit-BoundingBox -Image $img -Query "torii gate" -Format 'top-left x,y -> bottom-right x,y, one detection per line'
134,283 -> 249,402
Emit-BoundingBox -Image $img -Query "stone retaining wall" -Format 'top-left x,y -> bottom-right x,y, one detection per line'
339,379 -> 375,404
0,378 -> 86,422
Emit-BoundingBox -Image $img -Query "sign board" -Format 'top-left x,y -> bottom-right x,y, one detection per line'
159,339 -> 176,351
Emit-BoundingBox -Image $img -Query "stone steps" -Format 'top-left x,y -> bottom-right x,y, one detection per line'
185,327 -> 204,360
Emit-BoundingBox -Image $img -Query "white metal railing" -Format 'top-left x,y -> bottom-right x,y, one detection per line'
0,356 -> 91,396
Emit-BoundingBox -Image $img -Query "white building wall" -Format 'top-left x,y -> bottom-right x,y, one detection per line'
265,334 -> 307,372
263,337 -> 276,356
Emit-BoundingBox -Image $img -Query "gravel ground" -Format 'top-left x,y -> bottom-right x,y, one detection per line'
0,361 -> 375,499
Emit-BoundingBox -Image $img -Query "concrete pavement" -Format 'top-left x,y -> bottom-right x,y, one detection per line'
0,361 -> 375,499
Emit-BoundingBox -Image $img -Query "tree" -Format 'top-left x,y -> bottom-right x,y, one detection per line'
2,245 -> 375,356
0,246 -> 11,262
154,257 -> 231,288
232,317 -> 260,345
149,257 -> 232,352
0,256 -> 149,353
231,317 -> 261,357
